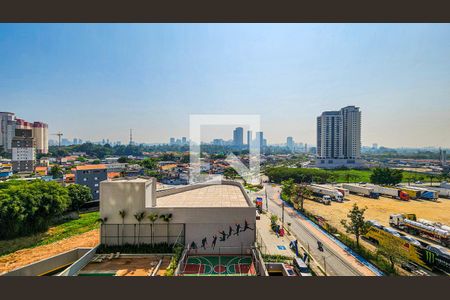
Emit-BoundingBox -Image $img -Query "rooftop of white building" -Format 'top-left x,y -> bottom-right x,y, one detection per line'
156,184 -> 250,208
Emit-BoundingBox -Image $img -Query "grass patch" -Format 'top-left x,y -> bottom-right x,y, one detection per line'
0,211 -> 100,257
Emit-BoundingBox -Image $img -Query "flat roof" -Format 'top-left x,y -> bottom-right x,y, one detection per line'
156,184 -> 249,208
75,164 -> 107,170
107,177 -> 151,183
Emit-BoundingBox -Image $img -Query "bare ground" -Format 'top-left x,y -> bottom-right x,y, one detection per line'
304,195 -> 450,233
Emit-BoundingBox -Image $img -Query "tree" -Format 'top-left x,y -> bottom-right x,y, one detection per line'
340,204 -> 369,247
159,213 -> 173,244
376,236 -> 407,272
370,167 -> 403,185
67,184 -> 92,212
119,209 -> 127,244
281,178 -> 295,200
291,183 -> 312,211
147,213 -> 159,244
97,217 -> 108,245
140,158 -> 157,170
118,156 -> 129,163
49,165 -> 63,179
134,211 -> 146,245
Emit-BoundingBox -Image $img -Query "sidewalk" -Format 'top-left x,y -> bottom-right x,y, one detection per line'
256,212 -> 326,276
256,213 -> 295,258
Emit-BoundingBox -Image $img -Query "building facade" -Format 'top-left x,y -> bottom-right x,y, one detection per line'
0,112 -> 16,153
75,164 -> 108,200
233,127 -> 244,147
12,129 -> 35,173
316,106 -> 362,168
0,112 -> 48,154
286,136 -> 294,151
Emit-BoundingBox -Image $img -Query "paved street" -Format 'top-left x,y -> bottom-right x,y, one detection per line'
255,183 -> 379,276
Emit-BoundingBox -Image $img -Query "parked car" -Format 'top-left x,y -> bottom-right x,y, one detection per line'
293,257 -> 312,276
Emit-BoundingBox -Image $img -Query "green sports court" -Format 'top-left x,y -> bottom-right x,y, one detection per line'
180,255 -> 257,276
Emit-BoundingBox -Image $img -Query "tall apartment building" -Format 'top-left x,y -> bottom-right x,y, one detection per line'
0,112 -> 48,154
75,164 -> 108,200
0,112 -> 16,152
286,136 -> 294,151
439,148 -> 447,167
316,106 -> 362,168
255,131 -> 264,150
247,130 -> 252,148
12,129 -> 36,173
232,127 -> 244,147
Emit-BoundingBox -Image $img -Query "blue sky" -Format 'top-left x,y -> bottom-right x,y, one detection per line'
1,24 -> 449,147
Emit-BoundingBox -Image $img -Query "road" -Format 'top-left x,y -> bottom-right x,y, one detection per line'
258,183 -> 380,276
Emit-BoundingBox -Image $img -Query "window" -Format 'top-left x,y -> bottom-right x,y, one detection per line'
94,177 -> 98,180
94,183 -> 99,187
83,178 -> 87,181
95,190 -> 99,194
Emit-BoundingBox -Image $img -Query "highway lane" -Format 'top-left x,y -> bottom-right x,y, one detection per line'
261,183 -> 382,276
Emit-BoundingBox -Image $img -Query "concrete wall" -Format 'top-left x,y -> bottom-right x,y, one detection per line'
3,248 -> 91,276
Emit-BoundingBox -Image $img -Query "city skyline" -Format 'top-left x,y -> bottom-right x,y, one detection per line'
1,24 -> 450,147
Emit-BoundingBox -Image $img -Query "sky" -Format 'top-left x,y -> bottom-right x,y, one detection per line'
0,24 -> 449,148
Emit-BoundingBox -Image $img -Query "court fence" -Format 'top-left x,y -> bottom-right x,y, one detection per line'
100,223 -> 185,246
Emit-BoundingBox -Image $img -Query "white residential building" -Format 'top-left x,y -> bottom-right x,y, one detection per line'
316,106 -> 362,168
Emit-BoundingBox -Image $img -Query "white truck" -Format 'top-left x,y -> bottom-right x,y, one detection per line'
342,184 -> 380,199
367,184 -> 410,201
390,214 -> 449,247
307,184 -> 344,202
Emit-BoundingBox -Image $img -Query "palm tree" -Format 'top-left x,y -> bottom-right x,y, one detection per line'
159,213 -> 173,244
118,209 -> 127,245
147,213 -> 159,245
291,183 -> 312,212
97,217 -> 108,245
134,211 -> 146,246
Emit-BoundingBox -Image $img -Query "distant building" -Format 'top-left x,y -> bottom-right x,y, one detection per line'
12,129 -> 35,173
247,130 -> 252,148
0,112 -> 17,152
32,122 -> 48,154
35,166 -> 48,176
439,148 -> 447,167
16,118 -> 48,154
233,127 -> 244,147
181,137 -> 187,145
75,164 -> 108,200
316,106 -> 362,168
255,131 -> 264,150
286,136 -> 294,151
169,137 -> 175,145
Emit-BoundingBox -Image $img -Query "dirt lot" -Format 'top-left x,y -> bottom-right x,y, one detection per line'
304,195 -> 450,233
0,229 -> 99,274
